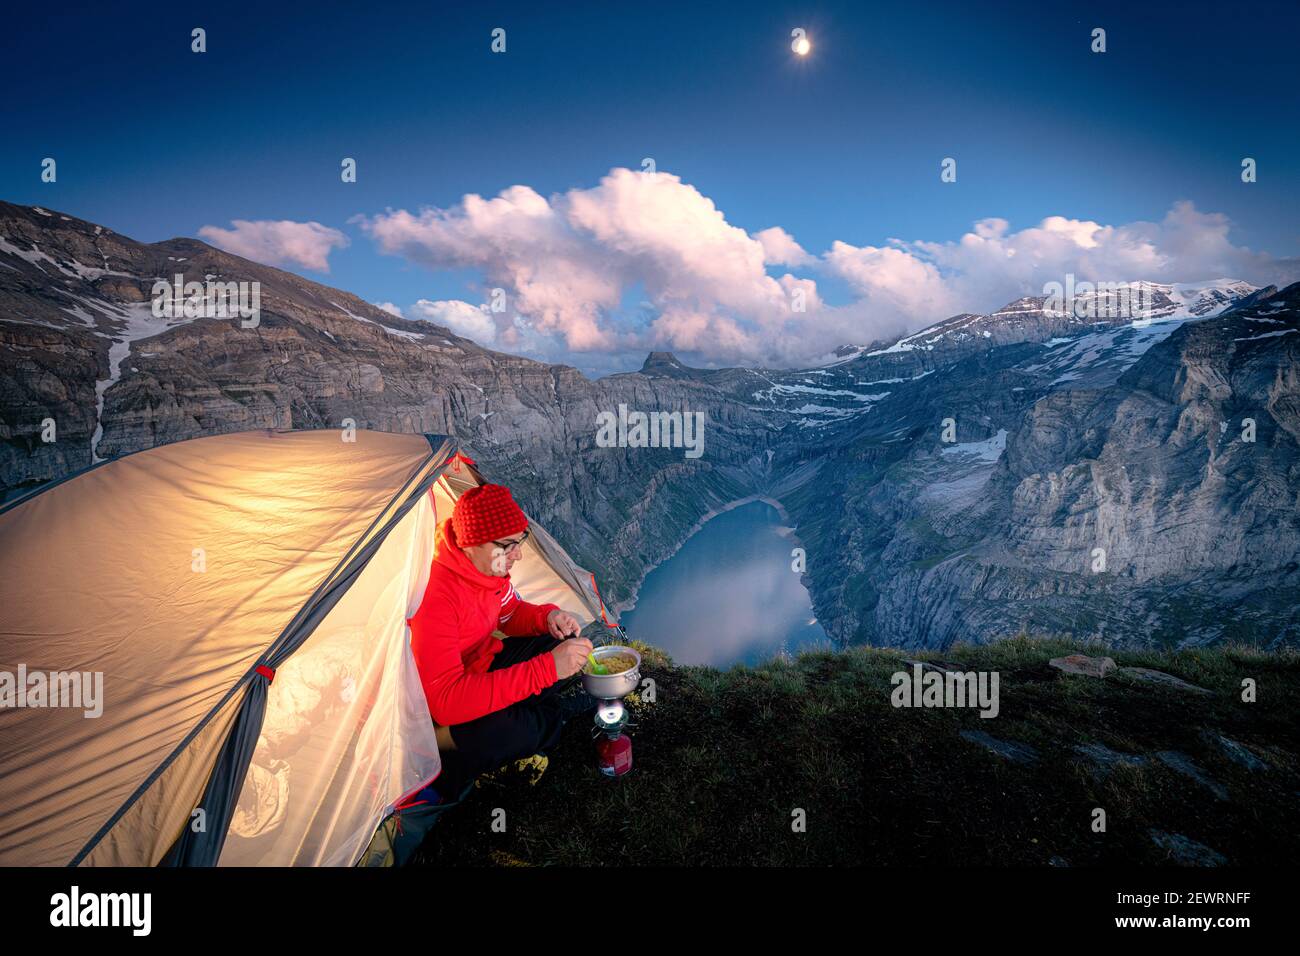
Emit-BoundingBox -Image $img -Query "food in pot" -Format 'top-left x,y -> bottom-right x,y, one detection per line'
588,652 -> 636,676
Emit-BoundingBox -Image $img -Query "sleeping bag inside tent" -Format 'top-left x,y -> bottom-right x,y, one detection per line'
0,428 -> 619,866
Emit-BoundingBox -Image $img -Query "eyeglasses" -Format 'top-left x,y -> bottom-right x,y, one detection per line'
490,529 -> 530,554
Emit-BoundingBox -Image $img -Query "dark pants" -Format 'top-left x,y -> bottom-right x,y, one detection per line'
436,635 -> 566,797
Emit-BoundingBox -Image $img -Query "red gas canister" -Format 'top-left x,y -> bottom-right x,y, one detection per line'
596,733 -> 633,777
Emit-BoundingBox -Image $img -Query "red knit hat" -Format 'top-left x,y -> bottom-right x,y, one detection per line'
452,483 -> 529,547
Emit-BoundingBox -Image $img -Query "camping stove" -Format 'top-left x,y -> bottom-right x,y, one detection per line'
580,644 -> 641,777
593,699 -> 628,734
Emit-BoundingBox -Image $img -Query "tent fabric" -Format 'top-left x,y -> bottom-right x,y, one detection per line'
0,427 -> 618,866
0,429 -> 438,865
163,438 -> 450,867
83,689 -> 248,867
216,491 -> 441,866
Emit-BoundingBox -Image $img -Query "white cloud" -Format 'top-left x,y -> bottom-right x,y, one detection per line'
358,186 -> 619,351
373,301 -> 403,317
410,298 -> 497,345
358,170 -> 1300,368
198,219 -> 348,272
754,227 -> 812,266
820,201 -> 1300,347
822,241 -> 958,326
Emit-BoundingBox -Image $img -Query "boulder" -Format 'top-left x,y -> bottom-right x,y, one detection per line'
1117,667 -> 1212,695
959,729 -> 1039,764
1204,732 -> 1268,772
1073,742 -> 1148,775
1155,750 -> 1228,800
1149,830 -> 1228,866
1049,654 -> 1116,678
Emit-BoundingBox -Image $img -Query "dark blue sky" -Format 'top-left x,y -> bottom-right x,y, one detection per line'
3,0 -> 1297,370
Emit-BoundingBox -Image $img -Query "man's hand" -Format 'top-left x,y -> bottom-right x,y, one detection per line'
546,608 -> 582,640
551,636 -> 594,679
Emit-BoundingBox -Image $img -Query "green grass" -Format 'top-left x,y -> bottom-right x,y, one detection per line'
410,636 -> 1300,866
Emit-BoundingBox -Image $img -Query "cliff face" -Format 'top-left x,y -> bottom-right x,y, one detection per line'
2,201 -> 1297,649
788,283 -> 1300,650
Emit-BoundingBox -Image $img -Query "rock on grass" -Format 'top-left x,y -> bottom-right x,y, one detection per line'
1155,751 -> 1229,800
959,729 -> 1040,764
1117,667 -> 1212,695
1049,654 -> 1116,678
1203,732 -> 1269,772
1149,830 -> 1228,866
1073,742 -> 1149,776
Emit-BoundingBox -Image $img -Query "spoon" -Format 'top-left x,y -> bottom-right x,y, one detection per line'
587,652 -> 608,675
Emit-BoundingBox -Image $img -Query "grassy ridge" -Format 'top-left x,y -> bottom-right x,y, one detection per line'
412,637 -> 1300,866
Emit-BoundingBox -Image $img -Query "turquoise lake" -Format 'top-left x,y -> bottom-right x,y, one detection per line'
619,500 -> 830,667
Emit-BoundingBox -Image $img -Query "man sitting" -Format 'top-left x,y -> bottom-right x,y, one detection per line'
408,482 -> 597,801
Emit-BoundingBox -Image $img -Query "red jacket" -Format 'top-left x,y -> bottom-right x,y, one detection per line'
408,517 -> 560,726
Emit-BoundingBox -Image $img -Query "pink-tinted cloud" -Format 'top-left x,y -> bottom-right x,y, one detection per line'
820,202 -> 1300,350
198,219 -> 348,272
359,169 -> 1300,367
755,227 -> 813,267
359,169 -> 809,362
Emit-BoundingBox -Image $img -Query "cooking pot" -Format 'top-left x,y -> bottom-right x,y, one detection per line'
579,645 -> 642,700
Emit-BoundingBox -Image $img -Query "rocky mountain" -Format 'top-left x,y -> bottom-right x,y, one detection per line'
778,281 -> 1300,649
2,200 -> 1297,650
689,280 -> 1264,430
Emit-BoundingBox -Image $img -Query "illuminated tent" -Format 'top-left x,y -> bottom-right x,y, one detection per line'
0,429 -> 619,866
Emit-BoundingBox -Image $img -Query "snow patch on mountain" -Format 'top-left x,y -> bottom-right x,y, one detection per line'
0,235 -> 132,282
856,370 -> 934,386
1021,313 -> 1217,391
752,382 -> 870,401
1234,329 -> 1295,343
942,429 -> 1008,462
332,301 -> 426,340
834,280 -> 1257,362
0,236 -> 75,277
85,301 -> 191,461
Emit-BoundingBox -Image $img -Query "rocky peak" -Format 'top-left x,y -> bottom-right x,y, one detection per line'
640,351 -> 690,376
